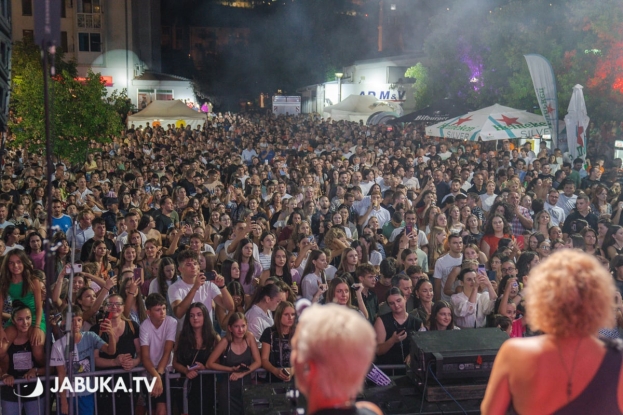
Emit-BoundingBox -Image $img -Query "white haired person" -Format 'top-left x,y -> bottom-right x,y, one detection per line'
290,304 -> 383,415
482,250 -> 623,414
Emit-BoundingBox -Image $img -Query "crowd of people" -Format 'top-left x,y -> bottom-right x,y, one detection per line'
0,111 -> 621,415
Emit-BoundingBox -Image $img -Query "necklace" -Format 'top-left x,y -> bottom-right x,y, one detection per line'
556,338 -> 583,402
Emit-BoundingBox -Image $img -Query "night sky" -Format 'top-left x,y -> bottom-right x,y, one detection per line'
160,0 -> 450,109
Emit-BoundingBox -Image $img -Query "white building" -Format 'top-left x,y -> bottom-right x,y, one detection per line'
298,53 -> 426,116
12,0 -> 194,108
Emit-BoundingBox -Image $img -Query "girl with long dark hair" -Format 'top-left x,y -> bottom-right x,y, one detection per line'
260,301 -> 295,383
234,238 -> 263,296
259,246 -> 299,288
173,303 -> 221,415
24,232 -> 45,271
425,301 -> 459,331
0,302 -> 45,415
207,313 -> 261,415
0,251 -> 45,346
245,284 -> 284,347
148,257 -> 177,315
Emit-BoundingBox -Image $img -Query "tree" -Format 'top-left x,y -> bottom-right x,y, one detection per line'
9,39 -> 124,163
405,63 -> 432,110
420,0 -> 623,123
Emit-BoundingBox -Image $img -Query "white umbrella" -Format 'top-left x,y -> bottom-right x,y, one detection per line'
425,104 -> 551,141
564,85 -> 589,160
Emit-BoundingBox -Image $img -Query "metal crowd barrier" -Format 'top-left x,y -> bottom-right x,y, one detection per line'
0,367 -> 148,415
0,364 -> 407,415
165,364 -> 408,415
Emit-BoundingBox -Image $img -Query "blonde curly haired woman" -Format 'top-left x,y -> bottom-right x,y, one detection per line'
482,250 -> 623,414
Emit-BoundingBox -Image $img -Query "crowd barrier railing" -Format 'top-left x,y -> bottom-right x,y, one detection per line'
0,367 -> 148,415
165,364 -> 408,415
0,364 -> 407,415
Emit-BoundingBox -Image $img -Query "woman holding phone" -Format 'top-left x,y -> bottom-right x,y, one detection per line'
173,303 -> 220,415
374,287 -> 422,365
91,293 -> 141,415
260,301 -> 295,383
300,250 -> 329,303
451,268 -> 498,329
207,313 -> 261,415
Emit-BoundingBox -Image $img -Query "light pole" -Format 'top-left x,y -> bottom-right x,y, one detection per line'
336,72 -> 344,103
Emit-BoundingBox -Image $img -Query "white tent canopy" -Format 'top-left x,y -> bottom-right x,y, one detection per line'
127,100 -> 207,128
425,104 -> 550,141
322,94 -> 401,123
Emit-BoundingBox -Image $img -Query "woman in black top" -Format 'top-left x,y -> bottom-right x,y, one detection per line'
0,302 -> 45,415
260,301 -> 295,382
91,293 -> 141,415
172,303 -> 220,415
373,288 -> 421,365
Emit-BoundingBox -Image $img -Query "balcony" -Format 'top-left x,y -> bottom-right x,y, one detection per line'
77,13 -> 101,29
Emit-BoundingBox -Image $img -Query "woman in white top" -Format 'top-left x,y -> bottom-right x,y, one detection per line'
245,284 -> 285,348
257,232 -> 275,271
331,212 -> 352,240
358,235 -> 382,269
451,268 -> 497,329
479,181 -> 498,213
300,250 -> 328,303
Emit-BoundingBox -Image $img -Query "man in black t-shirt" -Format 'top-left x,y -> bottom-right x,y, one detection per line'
154,196 -> 174,235
80,217 -> 118,262
101,198 -> 120,233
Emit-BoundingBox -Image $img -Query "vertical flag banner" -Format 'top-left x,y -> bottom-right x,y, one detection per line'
524,54 -> 559,144
564,84 -> 590,161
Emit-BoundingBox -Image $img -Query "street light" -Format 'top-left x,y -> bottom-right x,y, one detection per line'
336,72 -> 344,103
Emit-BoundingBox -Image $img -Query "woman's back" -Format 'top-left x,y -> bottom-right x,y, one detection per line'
489,335 -> 623,415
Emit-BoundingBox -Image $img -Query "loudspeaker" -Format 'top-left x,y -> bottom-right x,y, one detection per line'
410,328 -> 508,382
0,0 -> 10,131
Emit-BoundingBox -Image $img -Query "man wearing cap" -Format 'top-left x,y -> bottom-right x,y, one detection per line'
102,197 -> 121,233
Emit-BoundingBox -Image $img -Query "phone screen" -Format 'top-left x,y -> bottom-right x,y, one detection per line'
405,225 -> 413,235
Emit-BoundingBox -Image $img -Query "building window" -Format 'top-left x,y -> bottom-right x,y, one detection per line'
22,0 -> 32,16
78,33 -> 101,52
61,32 -> 68,53
156,89 -> 173,101
22,30 -> 34,39
61,0 -> 66,18
77,0 -> 100,13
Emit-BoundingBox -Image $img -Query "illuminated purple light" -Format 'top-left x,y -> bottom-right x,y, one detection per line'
459,42 -> 484,91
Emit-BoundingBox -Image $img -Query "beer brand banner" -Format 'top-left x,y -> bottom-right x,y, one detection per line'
524,54 -> 559,144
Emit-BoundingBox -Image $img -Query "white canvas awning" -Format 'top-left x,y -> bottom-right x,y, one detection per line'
127,100 -> 207,128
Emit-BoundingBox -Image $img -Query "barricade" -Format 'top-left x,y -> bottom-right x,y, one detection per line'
165,365 -> 407,415
0,367 -> 148,415
0,364 -> 406,415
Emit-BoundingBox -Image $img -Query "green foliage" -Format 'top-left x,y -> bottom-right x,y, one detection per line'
325,65 -> 341,83
9,40 -> 124,163
405,63 -> 432,110
421,0 -> 623,122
